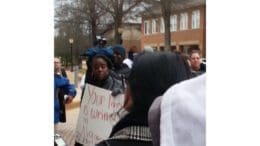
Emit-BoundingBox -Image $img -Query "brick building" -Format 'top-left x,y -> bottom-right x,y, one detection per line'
141,1 -> 206,57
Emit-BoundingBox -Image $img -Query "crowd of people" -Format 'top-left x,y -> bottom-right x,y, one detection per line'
54,36 -> 206,146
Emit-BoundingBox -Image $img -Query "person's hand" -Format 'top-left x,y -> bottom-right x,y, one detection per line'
65,96 -> 74,104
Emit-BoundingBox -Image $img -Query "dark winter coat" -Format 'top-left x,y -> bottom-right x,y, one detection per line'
113,64 -> 130,77
95,110 -> 153,146
110,64 -> 130,90
88,75 -> 122,92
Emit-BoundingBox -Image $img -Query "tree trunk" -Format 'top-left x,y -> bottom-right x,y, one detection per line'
114,0 -> 123,45
161,0 -> 172,52
90,0 -> 97,46
164,14 -> 171,52
114,18 -> 122,44
91,20 -> 97,45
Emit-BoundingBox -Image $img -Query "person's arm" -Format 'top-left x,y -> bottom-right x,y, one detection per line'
62,79 -> 77,104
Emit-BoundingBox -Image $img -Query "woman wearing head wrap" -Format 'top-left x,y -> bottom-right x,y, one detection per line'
75,54 -> 124,146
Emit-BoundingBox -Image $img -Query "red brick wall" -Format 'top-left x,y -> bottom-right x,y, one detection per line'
122,40 -> 141,52
141,5 -> 206,57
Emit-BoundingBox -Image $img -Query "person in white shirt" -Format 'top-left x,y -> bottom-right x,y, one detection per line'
148,74 -> 205,146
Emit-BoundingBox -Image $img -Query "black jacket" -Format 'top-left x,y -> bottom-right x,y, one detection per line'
110,64 -> 130,90
95,111 -> 153,146
113,64 -> 130,76
96,139 -> 151,146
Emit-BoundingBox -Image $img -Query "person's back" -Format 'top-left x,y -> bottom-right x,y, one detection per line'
160,74 -> 206,146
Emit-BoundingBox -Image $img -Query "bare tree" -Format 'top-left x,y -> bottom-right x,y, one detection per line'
76,0 -> 109,44
55,0 -> 112,65
96,0 -> 143,44
55,0 -> 90,64
161,0 -> 172,52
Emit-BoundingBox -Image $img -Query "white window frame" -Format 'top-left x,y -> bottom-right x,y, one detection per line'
170,15 -> 177,32
192,10 -> 200,29
152,19 -> 157,34
144,20 -> 150,35
180,13 -> 188,30
160,17 -> 165,33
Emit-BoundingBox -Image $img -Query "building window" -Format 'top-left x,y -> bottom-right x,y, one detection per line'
192,10 -> 200,29
170,15 -> 177,32
180,13 -> 188,30
144,20 -> 150,35
160,17 -> 165,33
152,19 -> 158,33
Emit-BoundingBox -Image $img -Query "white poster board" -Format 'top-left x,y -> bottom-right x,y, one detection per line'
75,84 -> 124,146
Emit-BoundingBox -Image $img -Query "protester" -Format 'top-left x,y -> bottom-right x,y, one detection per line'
74,54 -> 124,146
189,50 -> 205,77
88,54 -> 123,92
112,44 -> 130,75
54,57 -> 67,77
158,74 -> 206,146
54,57 -> 69,122
79,36 -> 114,101
54,58 -> 77,130
110,44 -> 131,90
80,36 -> 113,84
95,52 -> 191,146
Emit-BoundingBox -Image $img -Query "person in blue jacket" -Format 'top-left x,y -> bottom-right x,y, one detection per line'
54,59 -> 77,126
54,74 -> 77,123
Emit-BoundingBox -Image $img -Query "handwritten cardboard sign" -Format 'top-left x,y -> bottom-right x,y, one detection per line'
75,84 -> 124,146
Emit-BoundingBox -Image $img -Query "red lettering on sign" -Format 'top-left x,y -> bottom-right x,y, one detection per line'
108,94 -> 123,109
87,85 -> 105,106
